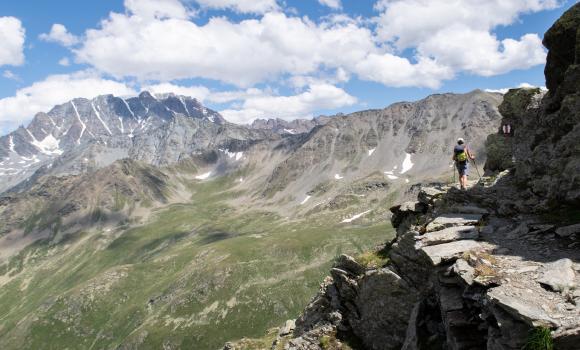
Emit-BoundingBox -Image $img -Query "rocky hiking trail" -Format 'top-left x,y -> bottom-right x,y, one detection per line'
253,173 -> 579,350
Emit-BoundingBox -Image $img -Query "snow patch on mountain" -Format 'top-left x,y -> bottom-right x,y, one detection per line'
71,101 -> 86,144
341,210 -> 371,223
31,134 -> 63,156
400,153 -> 414,174
8,136 -> 15,153
92,102 -> 112,135
220,149 -> 244,161
300,195 -> 311,205
195,171 -> 212,180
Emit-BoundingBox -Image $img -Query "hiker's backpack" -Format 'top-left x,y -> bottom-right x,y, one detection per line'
454,145 -> 468,162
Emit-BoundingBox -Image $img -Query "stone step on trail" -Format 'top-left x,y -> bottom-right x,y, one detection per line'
426,213 -> 483,232
417,226 -> 479,247
444,205 -> 490,215
487,285 -> 559,328
421,240 -> 486,266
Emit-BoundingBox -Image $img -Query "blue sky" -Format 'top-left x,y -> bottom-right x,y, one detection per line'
0,0 -> 576,134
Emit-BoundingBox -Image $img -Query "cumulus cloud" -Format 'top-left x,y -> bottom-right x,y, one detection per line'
318,0 -> 342,10
70,0 -> 555,91
373,0 -> 557,76
58,57 -> 71,66
0,71 -> 136,124
194,0 -> 280,14
143,82 -> 211,101
74,11 -> 379,86
374,0 -> 561,47
0,17 -> 25,67
2,70 -> 19,81
125,0 -> 193,19
355,54 -> 453,89
485,82 -> 548,94
39,24 -> 79,46
220,83 -> 357,124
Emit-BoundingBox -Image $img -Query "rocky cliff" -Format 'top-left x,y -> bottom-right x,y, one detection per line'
252,4 -> 580,350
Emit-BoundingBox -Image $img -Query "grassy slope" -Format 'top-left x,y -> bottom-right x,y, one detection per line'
0,173 -> 393,350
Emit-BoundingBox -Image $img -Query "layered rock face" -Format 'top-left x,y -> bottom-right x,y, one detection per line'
485,3 -> 580,208
286,180 -> 579,350
270,5 -> 580,350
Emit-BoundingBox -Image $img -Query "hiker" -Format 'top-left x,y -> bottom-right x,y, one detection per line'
452,138 -> 475,190
502,123 -> 512,136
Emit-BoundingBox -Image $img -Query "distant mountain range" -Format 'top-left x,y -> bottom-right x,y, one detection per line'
0,88 -> 505,349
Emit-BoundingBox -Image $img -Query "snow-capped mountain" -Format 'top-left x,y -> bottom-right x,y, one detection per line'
0,92 -> 226,192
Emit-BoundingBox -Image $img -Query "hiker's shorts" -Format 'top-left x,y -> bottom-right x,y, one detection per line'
456,161 -> 468,176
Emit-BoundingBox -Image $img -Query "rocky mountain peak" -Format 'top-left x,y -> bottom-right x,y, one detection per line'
0,91 -> 227,193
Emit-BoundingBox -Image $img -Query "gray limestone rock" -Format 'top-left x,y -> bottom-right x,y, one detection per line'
417,226 -> 479,247
350,268 -> 419,350
425,214 -> 483,232
421,240 -> 484,266
538,258 -> 576,292
487,286 -> 558,328
452,259 -> 476,286
333,254 -> 365,276
418,187 -> 445,206
279,319 -> 296,336
555,224 -> 580,238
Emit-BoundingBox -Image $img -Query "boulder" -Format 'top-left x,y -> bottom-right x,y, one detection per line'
350,268 -> 419,350
537,258 -> 576,292
418,187 -> 445,206
279,319 -> 296,336
421,240 -> 483,266
390,201 -> 427,228
333,254 -> 365,276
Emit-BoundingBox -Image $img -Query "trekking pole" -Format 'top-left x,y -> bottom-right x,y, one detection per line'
471,158 -> 482,180
452,161 -> 456,185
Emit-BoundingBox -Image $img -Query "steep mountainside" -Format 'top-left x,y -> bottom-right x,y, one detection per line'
250,5 -> 580,350
0,91 -> 235,193
0,83 -> 503,347
250,117 -> 331,135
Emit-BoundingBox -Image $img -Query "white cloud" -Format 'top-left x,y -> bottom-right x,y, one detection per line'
318,0 -> 342,10
418,26 -> 546,76
51,0 -> 557,93
220,83 -> 357,124
143,82 -> 210,101
355,54 -> 453,89
74,11 -> 378,87
39,24 -> 79,47
194,0 -> 280,14
374,0 -> 561,47
2,70 -> 19,81
373,0 -> 558,76
58,57 -> 71,66
0,71 -> 136,124
125,0 -> 193,19
0,17 -> 25,67
485,82 -> 547,94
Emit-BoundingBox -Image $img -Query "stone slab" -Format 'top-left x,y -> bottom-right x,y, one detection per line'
487,286 -> 558,328
421,240 -> 483,266
426,214 -> 483,232
418,226 -> 479,247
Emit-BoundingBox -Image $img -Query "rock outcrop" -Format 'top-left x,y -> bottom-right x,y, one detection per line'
262,5 -> 580,350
